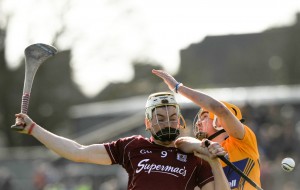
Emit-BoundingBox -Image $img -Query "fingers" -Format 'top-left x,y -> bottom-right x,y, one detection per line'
15,113 -> 27,118
209,147 -> 226,156
15,113 -> 33,127
152,69 -> 163,77
152,69 -> 178,90
152,69 -> 163,74
15,113 -> 26,126
152,69 -> 168,80
194,139 -> 227,159
205,141 -> 227,157
152,69 -> 172,79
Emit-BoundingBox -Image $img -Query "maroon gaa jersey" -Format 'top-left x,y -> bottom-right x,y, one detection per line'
104,135 -> 214,190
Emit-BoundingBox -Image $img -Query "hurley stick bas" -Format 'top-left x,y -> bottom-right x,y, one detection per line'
11,43 -> 57,131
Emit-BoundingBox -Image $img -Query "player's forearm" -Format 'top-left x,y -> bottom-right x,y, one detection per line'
152,69 -> 226,117
209,160 -> 230,190
175,137 -> 202,153
177,85 -> 226,116
31,124 -> 86,162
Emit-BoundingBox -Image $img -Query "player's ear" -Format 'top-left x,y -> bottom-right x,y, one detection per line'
215,118 -> 223,129
179,115 -> 186,128
145,118 -> 151,130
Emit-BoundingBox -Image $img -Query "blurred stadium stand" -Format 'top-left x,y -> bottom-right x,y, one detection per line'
2,85 -> 300,189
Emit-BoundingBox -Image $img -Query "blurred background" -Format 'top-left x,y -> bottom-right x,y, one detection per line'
1,0 -> 300,189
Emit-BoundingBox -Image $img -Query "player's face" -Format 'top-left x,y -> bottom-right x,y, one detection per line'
194,111 -> 214,139
151,106 -> 179,128
149,105 -> 180,142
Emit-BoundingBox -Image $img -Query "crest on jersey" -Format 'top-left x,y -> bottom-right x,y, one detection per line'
177,153 -> 187,162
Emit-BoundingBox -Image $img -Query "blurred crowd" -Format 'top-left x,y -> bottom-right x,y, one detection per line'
1,103 -> 300,190
243,103 -> 300,190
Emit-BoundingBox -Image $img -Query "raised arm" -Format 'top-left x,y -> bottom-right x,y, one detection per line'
15,113 -> 112,165
152,69 -> 244,139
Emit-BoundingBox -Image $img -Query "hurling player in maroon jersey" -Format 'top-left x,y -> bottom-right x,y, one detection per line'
15,92 -> 230,190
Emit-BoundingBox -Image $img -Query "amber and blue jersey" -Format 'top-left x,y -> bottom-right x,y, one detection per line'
221,125 -> 261,190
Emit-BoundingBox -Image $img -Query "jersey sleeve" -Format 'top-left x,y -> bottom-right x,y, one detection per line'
103,135 -> 139,165
241,125 -> 258,154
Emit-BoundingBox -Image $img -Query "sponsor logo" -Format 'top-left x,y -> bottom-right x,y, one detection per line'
136,159 -> 187,177
177,153 -> 187,162
229,179 -> 236,187
140,149 -> 152,154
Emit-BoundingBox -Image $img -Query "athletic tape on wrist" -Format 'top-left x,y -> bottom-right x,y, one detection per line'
28,122 -> 36,135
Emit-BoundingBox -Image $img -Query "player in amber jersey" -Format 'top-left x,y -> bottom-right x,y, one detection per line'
152,69 -> 261,190
15,92 -> 230,190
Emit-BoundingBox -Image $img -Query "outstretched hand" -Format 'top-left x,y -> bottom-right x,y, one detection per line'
152,69 -> 179,91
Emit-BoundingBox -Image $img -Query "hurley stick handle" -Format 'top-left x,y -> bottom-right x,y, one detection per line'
11,93 -> 31,131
